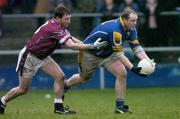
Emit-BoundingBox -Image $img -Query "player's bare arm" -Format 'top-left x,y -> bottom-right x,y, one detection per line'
136,50 -> 150,60
65,38 -> 92,49
71,36 -> 83,43
65,38 -> 109,50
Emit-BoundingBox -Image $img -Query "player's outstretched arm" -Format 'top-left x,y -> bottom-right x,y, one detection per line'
64,38 -> 108,50
71,36 -> 83,43
136,50 -> 150,60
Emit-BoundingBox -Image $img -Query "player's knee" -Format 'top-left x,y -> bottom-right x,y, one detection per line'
117,70 -> 127,79
55,73 -> 65,81
60,74 -> 65,80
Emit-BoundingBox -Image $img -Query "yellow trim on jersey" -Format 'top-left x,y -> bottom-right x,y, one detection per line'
101,20 -> 114,25
119,17 -> 126,31
112,46 -> 123,51
132,46 -> 141,51
128,40 -> 139,44
112,46 -> 123,49
113,51 -> 124,55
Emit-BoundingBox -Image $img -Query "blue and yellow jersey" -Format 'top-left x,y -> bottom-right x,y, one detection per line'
83,17 -> 142,58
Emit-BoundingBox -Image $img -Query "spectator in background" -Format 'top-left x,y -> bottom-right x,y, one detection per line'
97,0 -> 119,23
35,0 -> 74,27
141,0 -> 161,46
119,0 -> 140,12
136,0 -> 146,11
34,0 -> 49,27
94,0 -> 103,25
119,0 -> 140,58
158,0 -> 179,46
3,0 -> 35,14
0,0 -> 6,39
48,0 -> 73,13
0,0 -> 6,11
76,0 -> 96,39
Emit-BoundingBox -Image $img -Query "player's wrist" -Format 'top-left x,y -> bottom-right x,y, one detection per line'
88,43 -> 95,49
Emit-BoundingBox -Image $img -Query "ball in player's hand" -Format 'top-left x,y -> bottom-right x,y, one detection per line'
138,59 -> 156,75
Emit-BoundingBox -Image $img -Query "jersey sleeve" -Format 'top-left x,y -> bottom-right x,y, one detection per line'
52,29 -> 71,45
128,29 -> 144,54
59,30 -> 71,45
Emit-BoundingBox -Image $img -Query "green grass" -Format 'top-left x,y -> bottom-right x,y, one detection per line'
0,87 -> 180,119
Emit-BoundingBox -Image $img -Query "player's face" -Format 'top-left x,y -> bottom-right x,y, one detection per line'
59,14 -> 71,28
124,13 -> 138,30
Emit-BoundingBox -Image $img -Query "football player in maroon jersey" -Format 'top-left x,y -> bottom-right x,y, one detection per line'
0,4 -> 108,115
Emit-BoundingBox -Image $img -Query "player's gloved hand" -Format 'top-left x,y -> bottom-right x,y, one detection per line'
90,38 -> 109,50
131,66 -> 147,77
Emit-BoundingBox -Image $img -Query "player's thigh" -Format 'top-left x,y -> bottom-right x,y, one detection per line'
40,57 -> 65,79
80,51 -> 102,80
106,60 -> 127,77
16,48 -> 43,78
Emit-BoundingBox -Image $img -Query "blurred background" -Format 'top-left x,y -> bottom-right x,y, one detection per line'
0,0 -> 180,90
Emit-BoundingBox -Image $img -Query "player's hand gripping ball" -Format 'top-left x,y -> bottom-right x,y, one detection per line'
138,59 -> 156,75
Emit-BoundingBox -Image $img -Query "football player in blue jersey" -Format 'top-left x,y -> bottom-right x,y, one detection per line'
64,8 -> 155,113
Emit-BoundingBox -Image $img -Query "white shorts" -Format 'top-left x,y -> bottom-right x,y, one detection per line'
16,47 -> 49,78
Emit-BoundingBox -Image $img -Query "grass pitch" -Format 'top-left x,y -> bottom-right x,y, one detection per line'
0,87 -> 180,119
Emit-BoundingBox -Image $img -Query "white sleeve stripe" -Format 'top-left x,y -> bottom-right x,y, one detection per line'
84,31 -> 108,42
59,35 -> 71,44
134,46 -> 144,54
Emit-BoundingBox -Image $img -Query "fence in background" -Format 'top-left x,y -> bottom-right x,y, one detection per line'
0,63 -> 180,90
0,47 -> 180,90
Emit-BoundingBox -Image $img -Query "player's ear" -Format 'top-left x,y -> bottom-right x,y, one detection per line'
122,18 -> 126,21
122,18 -> 126,24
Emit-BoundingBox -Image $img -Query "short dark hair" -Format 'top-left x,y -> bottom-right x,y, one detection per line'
121,8 -> 137,20
54,4 -> 71,18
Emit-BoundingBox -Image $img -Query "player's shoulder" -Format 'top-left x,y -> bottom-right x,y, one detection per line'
46,19 -> 68,33
101,19 -> 119,26
39,19 -> 55,32
99,19 -> 119,31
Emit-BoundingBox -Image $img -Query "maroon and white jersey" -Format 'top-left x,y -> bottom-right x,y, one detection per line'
26,18 -> 71,59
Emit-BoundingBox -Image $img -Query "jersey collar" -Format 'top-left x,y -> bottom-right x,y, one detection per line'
119,17 -> 126,32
